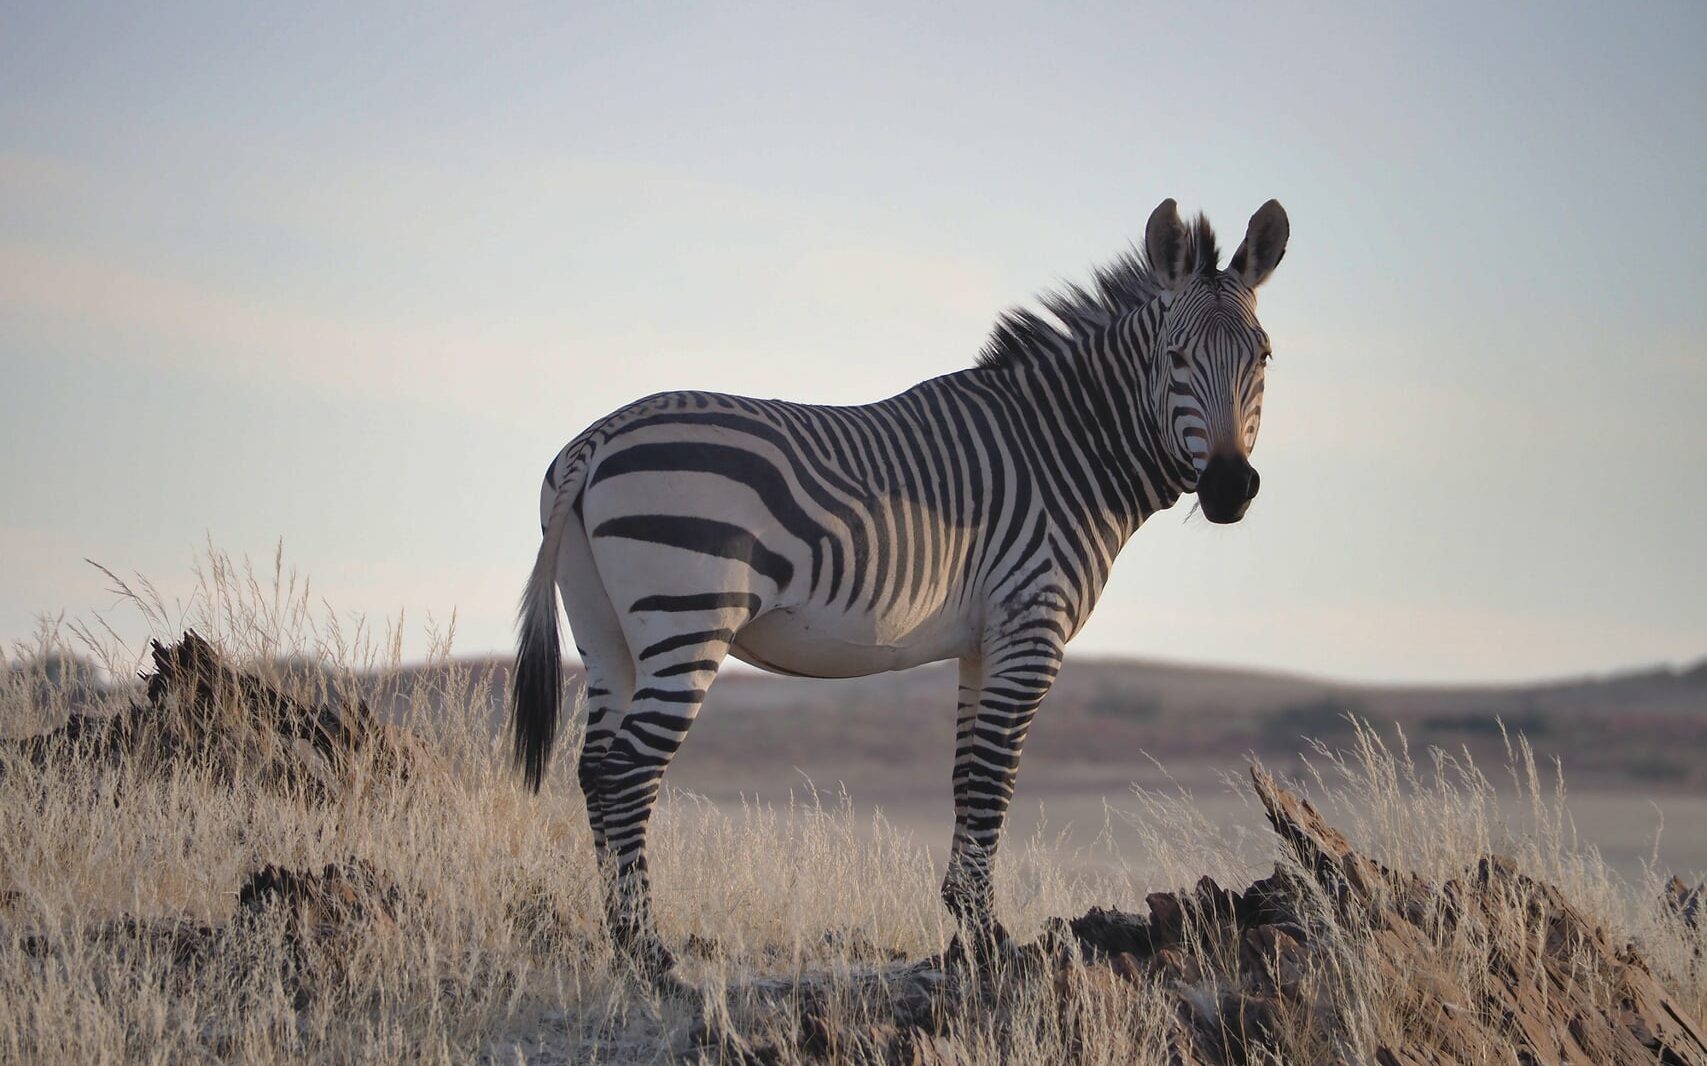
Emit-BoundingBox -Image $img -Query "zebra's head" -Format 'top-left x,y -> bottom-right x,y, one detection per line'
1144,198 -> 1290,524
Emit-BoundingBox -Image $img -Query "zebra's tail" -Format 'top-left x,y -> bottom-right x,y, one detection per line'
512,450 -> 582,793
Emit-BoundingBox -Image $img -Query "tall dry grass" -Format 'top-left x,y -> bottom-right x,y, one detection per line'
1,550 -> 1701,1063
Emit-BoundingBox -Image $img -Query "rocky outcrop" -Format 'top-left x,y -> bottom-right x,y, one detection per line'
694,768 -> 1707,1065
1,631 -> 419,796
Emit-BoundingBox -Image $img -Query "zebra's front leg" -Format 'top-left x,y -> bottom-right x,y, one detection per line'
943,626 -> 1064,960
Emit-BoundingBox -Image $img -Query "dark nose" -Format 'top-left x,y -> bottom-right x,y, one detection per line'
1198,453 -> 1260,523
1207,454 -> 1259,499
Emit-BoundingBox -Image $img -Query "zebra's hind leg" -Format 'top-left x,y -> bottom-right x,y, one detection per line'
574,644 -> 634,875
942,624 -> 1065,962
595,609 -> 738,978
554,519 -> 636,880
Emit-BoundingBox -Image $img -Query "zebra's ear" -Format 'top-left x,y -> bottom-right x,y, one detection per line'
1230,200 -> 1289,290
1144,198 -> 1192,291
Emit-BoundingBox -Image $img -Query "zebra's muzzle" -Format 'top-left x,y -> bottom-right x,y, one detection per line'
1197,453 -> 1260,524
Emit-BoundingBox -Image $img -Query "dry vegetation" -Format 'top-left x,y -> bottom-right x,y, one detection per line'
2,552 -> 1705,1063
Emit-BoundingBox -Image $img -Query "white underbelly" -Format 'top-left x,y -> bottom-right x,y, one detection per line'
730,604 -> 973,678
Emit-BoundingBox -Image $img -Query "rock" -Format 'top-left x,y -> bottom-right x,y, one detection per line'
236,858 -> 406,1010
0,631 -> 423,798
1250,767 -> 1707,1066
237,859 -> 401,930
1239,924 -> 1307,998
1067,905 -> 1156,958
1666,876 -> 1704,929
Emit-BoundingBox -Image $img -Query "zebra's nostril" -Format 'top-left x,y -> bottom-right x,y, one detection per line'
1246,469 -> 1260,500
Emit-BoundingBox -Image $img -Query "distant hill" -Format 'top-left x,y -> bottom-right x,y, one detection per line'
390,653 -> 1707,792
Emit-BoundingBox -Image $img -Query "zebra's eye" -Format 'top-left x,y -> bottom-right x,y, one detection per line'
1259,350 -> 1272,367
1169,349 -> 1189,371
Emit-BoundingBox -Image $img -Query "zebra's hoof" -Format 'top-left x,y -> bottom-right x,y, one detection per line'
945,922 -> 1015,971
620,937 -> 678,981
649,970 -> 700,1004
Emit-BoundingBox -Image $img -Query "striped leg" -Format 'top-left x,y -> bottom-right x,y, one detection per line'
552,511 -> 635,877
593,615 -> 736,975
946,655 -> 985,923
942,623 -> 1064,953
574,646 -> 633,873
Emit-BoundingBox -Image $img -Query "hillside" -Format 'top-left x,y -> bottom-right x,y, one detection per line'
381,652 -> 1707,792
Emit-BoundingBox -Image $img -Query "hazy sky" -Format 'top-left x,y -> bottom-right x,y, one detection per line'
2,3 -> 1703,683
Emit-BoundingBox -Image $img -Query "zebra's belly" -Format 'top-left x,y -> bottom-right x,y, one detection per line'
730,605 -> 972,679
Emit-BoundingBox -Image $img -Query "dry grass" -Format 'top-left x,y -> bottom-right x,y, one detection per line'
1,550 -> 1702,1063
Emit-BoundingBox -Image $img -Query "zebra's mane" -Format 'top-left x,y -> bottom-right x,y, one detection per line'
976,213 -> 1220,372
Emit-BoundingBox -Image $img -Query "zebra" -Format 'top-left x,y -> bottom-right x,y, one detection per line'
512,198 -> 1290,975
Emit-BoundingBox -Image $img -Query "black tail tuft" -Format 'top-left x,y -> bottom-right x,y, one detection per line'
512,581 -> 561,793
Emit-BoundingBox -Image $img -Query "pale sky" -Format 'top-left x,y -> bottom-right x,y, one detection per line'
2,3 -> 1703,684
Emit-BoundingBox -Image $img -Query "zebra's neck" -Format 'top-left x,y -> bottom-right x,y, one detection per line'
972,303 -> 1189,543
